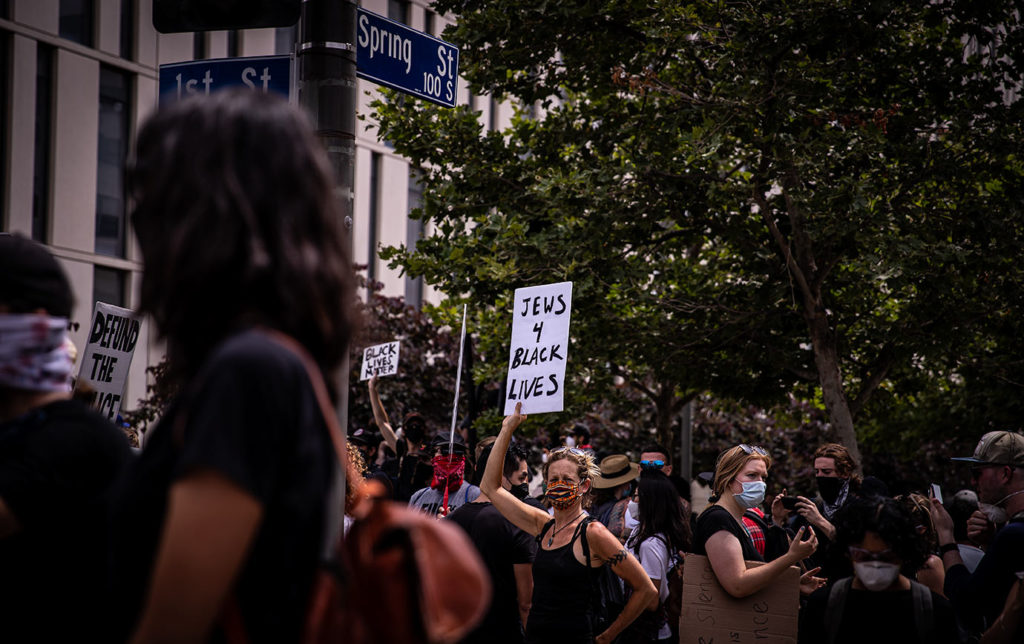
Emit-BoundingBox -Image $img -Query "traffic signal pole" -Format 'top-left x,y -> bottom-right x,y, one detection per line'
297,0 -> 358,486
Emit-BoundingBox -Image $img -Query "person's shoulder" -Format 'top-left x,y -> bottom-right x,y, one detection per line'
31,399 -> 130,447
205,329 -> 306,375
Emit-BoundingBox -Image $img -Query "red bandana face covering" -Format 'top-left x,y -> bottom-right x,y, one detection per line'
431,454 -> 466,494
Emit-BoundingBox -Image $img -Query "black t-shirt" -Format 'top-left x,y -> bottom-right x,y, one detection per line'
799,583 -> 960,644
693,504 -> 764,562
107,331 -> 334,643
0,398 -> 131,642
447,501 -> 536,644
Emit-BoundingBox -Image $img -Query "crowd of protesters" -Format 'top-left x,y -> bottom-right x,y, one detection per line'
2,89 -> 1023,644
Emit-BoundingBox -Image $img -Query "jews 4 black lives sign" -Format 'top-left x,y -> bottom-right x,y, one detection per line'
75,302 -> 142,421
504,281 -> 573,415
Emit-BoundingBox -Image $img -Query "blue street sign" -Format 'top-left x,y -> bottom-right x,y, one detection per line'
158,55 -> 292,105
356,8 -> 459,108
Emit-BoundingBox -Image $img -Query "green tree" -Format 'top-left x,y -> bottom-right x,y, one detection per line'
374,1 -> 1024,461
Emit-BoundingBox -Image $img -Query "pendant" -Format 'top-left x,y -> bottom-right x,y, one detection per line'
547,536 -> 554,547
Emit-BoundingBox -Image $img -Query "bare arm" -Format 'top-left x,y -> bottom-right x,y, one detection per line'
480,403 -> 551,536
513,562 -> 533,628
929,498 -> 967,571
794,496 -> 836,541
368,375 -> 398,452
129,469 -> 263,644
982,578 -> 1024,644
588,522 -> 658,644
705,525 -> 815,598
0,497 -> 22,539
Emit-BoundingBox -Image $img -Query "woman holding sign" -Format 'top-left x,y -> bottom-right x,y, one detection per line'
107,90 -> 359,644
693,444 -> 825,599
482,403 -> 657,644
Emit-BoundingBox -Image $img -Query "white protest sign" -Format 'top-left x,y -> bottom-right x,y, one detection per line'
360,341 -> 401,380
76,302 -> 143,421
503,281 -> 573,415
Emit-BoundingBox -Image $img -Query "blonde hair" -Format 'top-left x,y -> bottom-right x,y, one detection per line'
713,445 -> 773,498
543,447 -> 600,507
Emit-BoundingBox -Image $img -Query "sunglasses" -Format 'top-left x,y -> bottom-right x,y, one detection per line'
848,546 -> 900,565
640,459 -> 665,470
739,444 -> 768,456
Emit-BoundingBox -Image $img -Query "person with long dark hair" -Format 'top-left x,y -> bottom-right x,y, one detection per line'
621,470 -> 692,643
107,89 -> 358,644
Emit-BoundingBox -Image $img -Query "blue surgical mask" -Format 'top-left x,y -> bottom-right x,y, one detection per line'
734,481 -> 766,509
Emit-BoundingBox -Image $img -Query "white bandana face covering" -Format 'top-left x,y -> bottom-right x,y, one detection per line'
0,314 -> 73,393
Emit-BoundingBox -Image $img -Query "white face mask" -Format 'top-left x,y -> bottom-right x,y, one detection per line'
854,561 -> 900,592
734,481 -> 766,509
980,489 -> 1024,524
564,436 -> 576,448
625,501 -> 639,531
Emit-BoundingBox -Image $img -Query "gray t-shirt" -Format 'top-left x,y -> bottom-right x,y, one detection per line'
409,481 -> 480,515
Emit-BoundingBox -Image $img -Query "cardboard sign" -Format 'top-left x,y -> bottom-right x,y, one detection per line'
76,302 -> 143,421
503,281 -> 573,415
360,341 -> 401,380
680,554 -> 799,644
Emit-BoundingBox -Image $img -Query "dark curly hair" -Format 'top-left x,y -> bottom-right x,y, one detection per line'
129,90 -> 356,392
833,497 -> 929,576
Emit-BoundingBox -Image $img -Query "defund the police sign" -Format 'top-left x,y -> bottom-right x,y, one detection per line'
356,8 -> 459,108
76,302 -> 143,421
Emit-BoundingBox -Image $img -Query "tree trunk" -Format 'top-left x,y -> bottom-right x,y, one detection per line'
804,304 -> 864,472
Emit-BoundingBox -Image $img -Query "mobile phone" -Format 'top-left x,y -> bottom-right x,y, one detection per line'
781,496 -> 800,510
930,483 -> 943,504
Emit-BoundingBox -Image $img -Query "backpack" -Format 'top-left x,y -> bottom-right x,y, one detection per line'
662,547 -> 685,641
578,516 -> 630,639
223,331 -> 490,644
824,576 -> 934,644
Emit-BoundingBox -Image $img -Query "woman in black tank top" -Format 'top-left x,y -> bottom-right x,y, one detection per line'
480,404 -> 657,644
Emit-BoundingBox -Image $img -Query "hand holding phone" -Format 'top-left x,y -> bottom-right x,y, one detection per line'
781,496 -> 800,511
930,483 -> 943,504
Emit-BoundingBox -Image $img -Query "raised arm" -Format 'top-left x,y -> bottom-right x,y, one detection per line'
587,521 -> 658,644
367,375 -> 398,452
705,525 -> 816,598
481,403 -> 551,536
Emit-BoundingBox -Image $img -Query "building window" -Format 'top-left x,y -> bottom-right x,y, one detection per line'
32,45 -> 54,242
489,96 -> 498,132
0,32 -> 8,226
59,0 -> 94,47
367,152 -> 381,284
387,0 -> 408,24
424,10 -> 435,37
93,266 -> 126,308
120,0 -> 135,60
275,25 -> 296,55
193,32 -> 206,60
0,0 -> 9,20
227,29 -> 240,57
96,66 -> 130,257
405,170 -> 424,308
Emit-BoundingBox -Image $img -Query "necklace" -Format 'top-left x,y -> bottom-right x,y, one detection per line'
547,512 -> 586,547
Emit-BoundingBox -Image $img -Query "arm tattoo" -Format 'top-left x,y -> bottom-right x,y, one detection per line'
606,548 -> 628,567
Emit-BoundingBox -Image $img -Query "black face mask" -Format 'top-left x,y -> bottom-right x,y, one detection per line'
817,476 -> 845,504
510,482 -> 530,500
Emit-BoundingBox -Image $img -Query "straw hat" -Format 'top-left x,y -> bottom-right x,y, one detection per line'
592,454 -> 640,489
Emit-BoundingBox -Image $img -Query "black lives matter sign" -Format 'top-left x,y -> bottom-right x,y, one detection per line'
504,281 -> 573,415
360,341 -> 401,380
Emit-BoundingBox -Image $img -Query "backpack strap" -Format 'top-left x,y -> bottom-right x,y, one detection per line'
824,577 -> 853,644
536,519 -> 556,546
909,580 -> 934,643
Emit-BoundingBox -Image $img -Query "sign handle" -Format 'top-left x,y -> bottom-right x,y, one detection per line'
448,304 -> 468,454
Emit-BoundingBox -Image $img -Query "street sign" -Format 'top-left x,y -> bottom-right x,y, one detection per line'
356,8 -> 459,108
158,55 -> 293,105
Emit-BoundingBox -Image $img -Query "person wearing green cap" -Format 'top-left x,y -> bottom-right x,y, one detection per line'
929,430 -> 1024,640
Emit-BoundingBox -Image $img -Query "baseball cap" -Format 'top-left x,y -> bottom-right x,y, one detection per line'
952,431 -> 1024,468
349,428 -> 382,448
0,233 -> 74,317
429,432 -> 467,455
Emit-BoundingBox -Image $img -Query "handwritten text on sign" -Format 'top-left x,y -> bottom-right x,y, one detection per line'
76,302 -> 143,421
360,341 -> 401,380
504,281 -> 573,415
